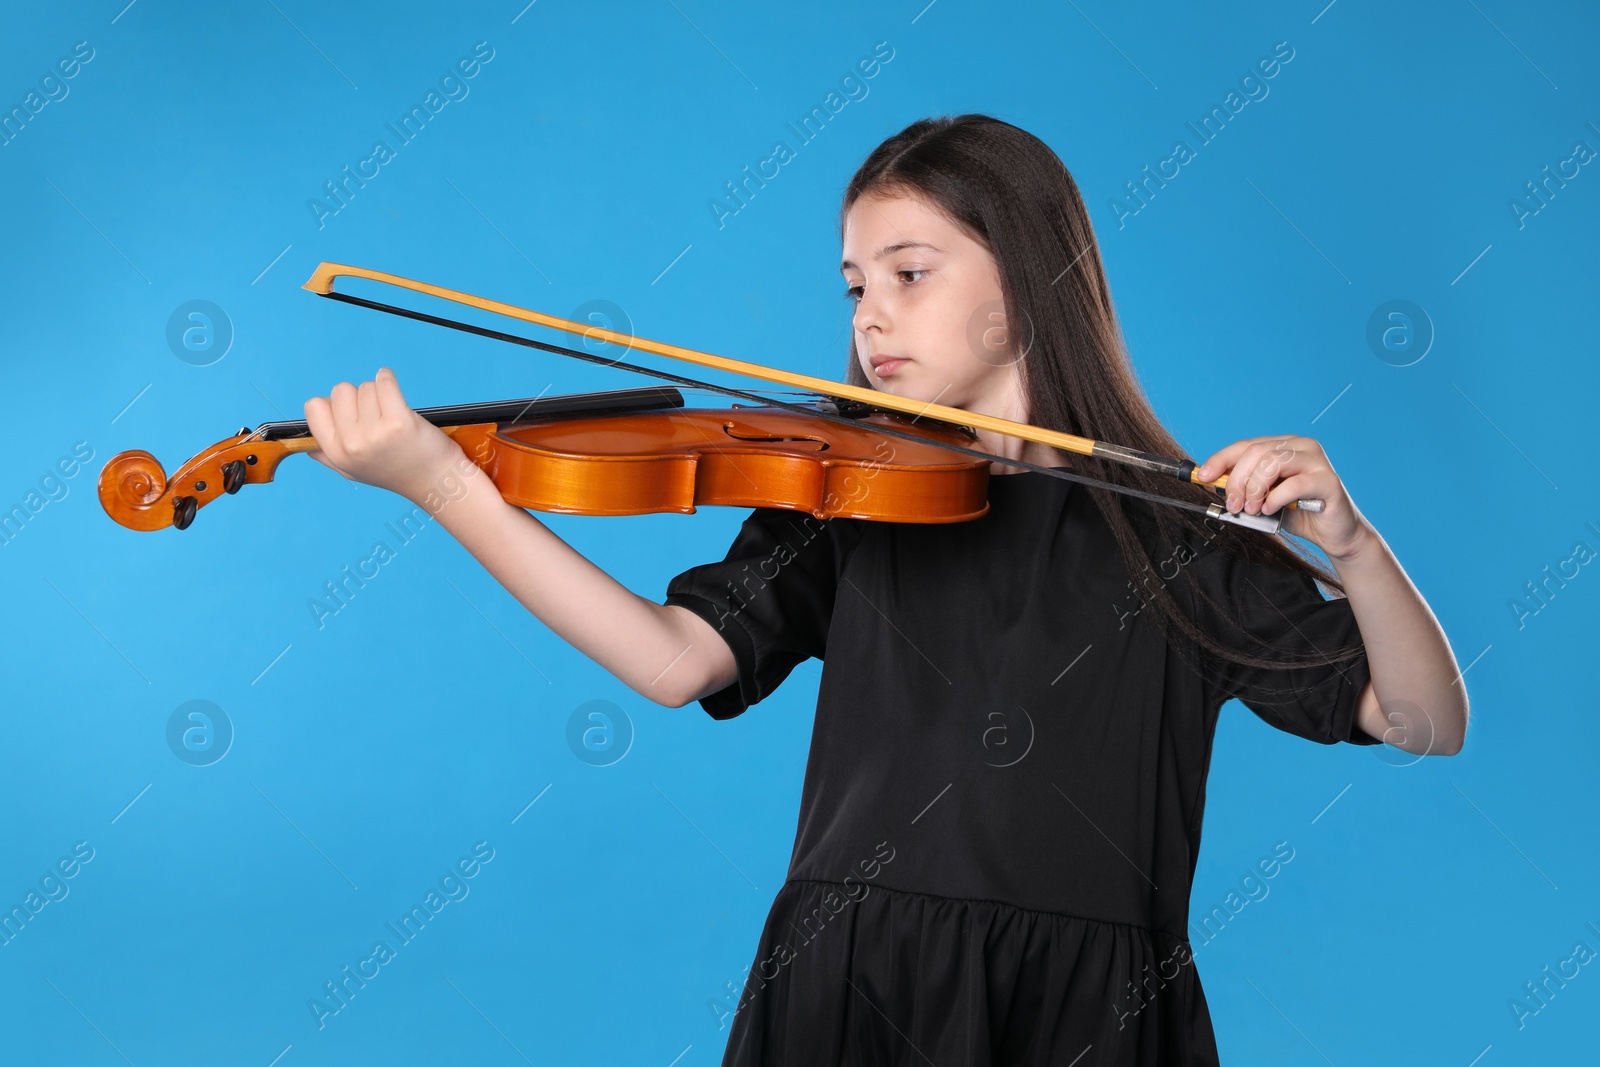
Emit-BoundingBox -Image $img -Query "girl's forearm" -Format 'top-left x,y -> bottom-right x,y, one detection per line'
1329,523 -> 1469,754
404,455 -> 715,707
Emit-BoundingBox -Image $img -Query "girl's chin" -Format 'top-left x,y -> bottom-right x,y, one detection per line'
879,383 -> 954,408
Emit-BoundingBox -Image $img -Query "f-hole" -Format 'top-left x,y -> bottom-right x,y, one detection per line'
721,424 -> 830,451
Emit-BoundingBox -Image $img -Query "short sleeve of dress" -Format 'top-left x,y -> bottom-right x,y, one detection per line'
663,507 -> 856,721
1185,536 -> 1383,747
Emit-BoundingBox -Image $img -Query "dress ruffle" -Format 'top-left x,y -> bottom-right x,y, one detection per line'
722,879 -> 1219,1066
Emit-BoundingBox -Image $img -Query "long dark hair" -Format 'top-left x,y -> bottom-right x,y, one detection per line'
839,113 -> 1362,677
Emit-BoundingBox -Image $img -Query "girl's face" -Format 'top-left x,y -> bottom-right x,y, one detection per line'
841,189 -> 1023,414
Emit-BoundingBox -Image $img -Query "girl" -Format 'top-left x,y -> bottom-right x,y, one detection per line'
303,114 -> 1468,1064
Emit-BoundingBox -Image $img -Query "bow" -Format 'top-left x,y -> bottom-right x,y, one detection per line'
302,262 -> 1321,534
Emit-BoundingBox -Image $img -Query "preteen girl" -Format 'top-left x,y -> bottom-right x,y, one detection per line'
303,114 -> 1467,1065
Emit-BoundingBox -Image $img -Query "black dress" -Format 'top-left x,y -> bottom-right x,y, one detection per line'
664,469 -> 1382,1066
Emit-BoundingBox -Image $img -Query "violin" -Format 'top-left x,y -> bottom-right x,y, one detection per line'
97,263 -> 1317,535
97,386 -> 993,532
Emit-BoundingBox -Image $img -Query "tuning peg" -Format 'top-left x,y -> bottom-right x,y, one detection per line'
172,495 -> 198,530
222,460 -> 247,494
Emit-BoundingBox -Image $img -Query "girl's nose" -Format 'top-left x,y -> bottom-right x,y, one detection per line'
852,291 -> 885,336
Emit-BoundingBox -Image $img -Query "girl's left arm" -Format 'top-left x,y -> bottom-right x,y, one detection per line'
1198,436 -> 1468,756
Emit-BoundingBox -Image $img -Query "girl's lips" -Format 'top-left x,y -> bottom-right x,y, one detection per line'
872,358 -> 909,377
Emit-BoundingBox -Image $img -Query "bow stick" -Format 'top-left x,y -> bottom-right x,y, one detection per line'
303,262 -> 1322,534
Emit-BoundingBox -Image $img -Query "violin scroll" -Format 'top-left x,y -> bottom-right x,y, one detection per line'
98,432 -> 308,531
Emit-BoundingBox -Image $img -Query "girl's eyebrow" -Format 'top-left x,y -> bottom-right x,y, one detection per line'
840,241 -> 945,272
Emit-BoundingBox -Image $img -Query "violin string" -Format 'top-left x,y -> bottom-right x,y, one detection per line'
313,291 -> 1249,526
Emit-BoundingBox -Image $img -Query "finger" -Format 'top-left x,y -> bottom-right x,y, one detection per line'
1231,438 -> 1300,512
1222,442 -> 1272,512
374,367 -> 410,416
304,395 -> 349,469
303,395 -> 333,452
1237,441 -> 1293,513
1220,445 -> 1257,511
1260,471 -> 1318,517
1251,439 -> 1312,512
1196,435 -> 1281,483
1196,441 -> 1246,483
357,378 -> 381,426
1265,472 -> 1327,541
330,381 -> 358,435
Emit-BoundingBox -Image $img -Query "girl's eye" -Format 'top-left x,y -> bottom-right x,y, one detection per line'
842,271 -> 925,303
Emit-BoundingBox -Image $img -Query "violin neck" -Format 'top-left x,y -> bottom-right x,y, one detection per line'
251,385 -> 686,440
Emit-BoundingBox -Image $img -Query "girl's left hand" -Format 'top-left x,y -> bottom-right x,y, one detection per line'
1196,435 -> 1374,561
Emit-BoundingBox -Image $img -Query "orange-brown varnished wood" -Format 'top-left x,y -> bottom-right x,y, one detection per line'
98,402 -> 991,532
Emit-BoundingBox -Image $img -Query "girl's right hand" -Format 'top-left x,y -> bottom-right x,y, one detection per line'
302,367 -> 467,503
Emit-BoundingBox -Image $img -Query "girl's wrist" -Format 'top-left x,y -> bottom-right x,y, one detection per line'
1326,518 -> 1380,568
400,447 -> 484,513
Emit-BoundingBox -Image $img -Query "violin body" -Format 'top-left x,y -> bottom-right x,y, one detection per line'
452,401 -> 991,524
98,387 -> 993,532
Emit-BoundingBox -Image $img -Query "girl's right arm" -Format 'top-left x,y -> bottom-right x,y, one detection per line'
303,369 -> 738,708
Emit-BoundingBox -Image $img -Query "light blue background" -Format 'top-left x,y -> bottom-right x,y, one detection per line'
2,1 -> 1596,1063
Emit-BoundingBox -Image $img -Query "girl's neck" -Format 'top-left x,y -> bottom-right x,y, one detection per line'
963,388 -> 1069,475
